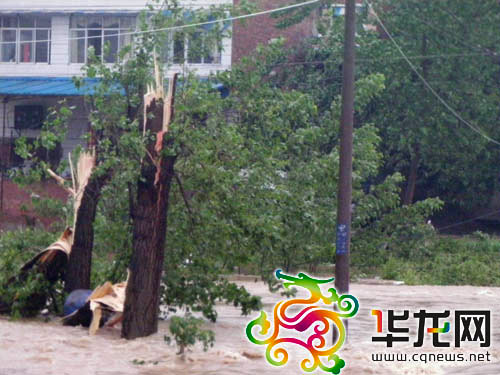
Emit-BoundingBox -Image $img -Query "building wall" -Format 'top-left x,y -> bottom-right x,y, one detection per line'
0,95 -> 87,228
0,3 -> 232,77
231,0 -> 367,64
0,0 -> 235,173
0,96 -> 88,165
232,0 -> 316,64
0,0 -> 232,12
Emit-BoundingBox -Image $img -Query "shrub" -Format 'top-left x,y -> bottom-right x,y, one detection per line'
378,235 -> 500,286
0,228 -> 64,317
165,313 -> 215,355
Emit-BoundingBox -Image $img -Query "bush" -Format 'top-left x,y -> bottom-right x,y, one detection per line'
377,235 -> 500,286
0,228 -> 64,317
165,313 -> 215,355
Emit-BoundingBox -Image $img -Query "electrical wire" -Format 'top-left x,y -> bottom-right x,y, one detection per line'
273,52 -> 491,66
365,0 -> 500,147
405,5 -> 489,57
436,209 -> 500,231
429,1 -> 498,58
0,0 -> 320,45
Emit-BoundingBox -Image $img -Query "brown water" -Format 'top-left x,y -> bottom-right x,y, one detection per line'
1,279 -> 499,375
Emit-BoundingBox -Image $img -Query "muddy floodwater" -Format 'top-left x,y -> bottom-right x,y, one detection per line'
1,278 -> 499,375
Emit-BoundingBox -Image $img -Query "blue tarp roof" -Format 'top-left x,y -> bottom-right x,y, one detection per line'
0,77 -> 100,96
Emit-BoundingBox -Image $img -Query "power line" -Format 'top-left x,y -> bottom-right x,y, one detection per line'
436,210 -> 500,231
273,52 -> 491,66
427,1 -> 498,59
0,0 -> 320,45
404,6 -> 489,57
365,0 -> 500,147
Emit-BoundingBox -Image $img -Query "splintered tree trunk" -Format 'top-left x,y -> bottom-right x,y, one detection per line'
49,148 -> 107,293
64,174 -> 107,292
122,73 -> 178,340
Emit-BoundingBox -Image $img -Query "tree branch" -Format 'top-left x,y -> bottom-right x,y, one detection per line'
174,172 -> 195,225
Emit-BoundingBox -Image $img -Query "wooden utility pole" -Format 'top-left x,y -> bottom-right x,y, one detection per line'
335,0 -> 356,297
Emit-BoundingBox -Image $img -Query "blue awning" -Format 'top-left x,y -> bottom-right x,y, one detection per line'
0,76 -> 229,98
0,77 -> 101,96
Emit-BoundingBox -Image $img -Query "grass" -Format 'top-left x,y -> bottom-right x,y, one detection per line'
376,232 -> 500,286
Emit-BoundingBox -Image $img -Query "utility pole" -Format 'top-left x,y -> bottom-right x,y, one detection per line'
335,0 -> 356,301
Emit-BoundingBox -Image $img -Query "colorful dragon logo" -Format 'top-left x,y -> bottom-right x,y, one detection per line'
245,270 -> 359,374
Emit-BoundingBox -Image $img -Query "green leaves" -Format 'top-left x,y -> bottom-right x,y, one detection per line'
361,0 -> 500,208
0,229 -> 62,318
165,313 -> 215,354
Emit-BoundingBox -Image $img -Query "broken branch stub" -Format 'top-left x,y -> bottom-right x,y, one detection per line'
46,149 -> 97,230
19,227 -> 73,282
47,149 -> 101,292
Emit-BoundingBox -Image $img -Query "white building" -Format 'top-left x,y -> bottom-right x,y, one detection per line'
0,0 -> 232,169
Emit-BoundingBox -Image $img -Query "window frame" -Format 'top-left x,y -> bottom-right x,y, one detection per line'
0,15 -> 51,64
332,3 -> 366,17
69,15 -> 136,64
164,29 -> 222,66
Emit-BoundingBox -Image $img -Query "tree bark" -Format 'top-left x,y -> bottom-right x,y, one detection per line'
122,74 -> 178,339
403,148 -> 420,205
403,34 -> 429,206
122,153 -> 176,338
64,173 -> 107,292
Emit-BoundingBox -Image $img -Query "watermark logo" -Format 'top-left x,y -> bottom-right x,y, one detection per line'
371,309 -> 491,348
245,270 -> 359,374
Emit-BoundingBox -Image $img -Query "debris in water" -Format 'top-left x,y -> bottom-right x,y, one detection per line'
62,275 -> 128,335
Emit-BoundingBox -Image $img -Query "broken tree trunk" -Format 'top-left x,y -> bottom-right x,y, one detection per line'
122,72 -> 178,340
65,171 -> 108,292
49,150 -> 108,292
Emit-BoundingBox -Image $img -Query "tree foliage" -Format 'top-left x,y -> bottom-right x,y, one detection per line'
361,0 -> 500,208
272,0 -> 500,210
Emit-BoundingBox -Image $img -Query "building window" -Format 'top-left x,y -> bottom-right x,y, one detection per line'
164,30 -> 221,65
69,15 -> 136,64
332,4 -> 366,17
0,15 -> 51,63
2,137 -> 62,169
14,105 -> 45,129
